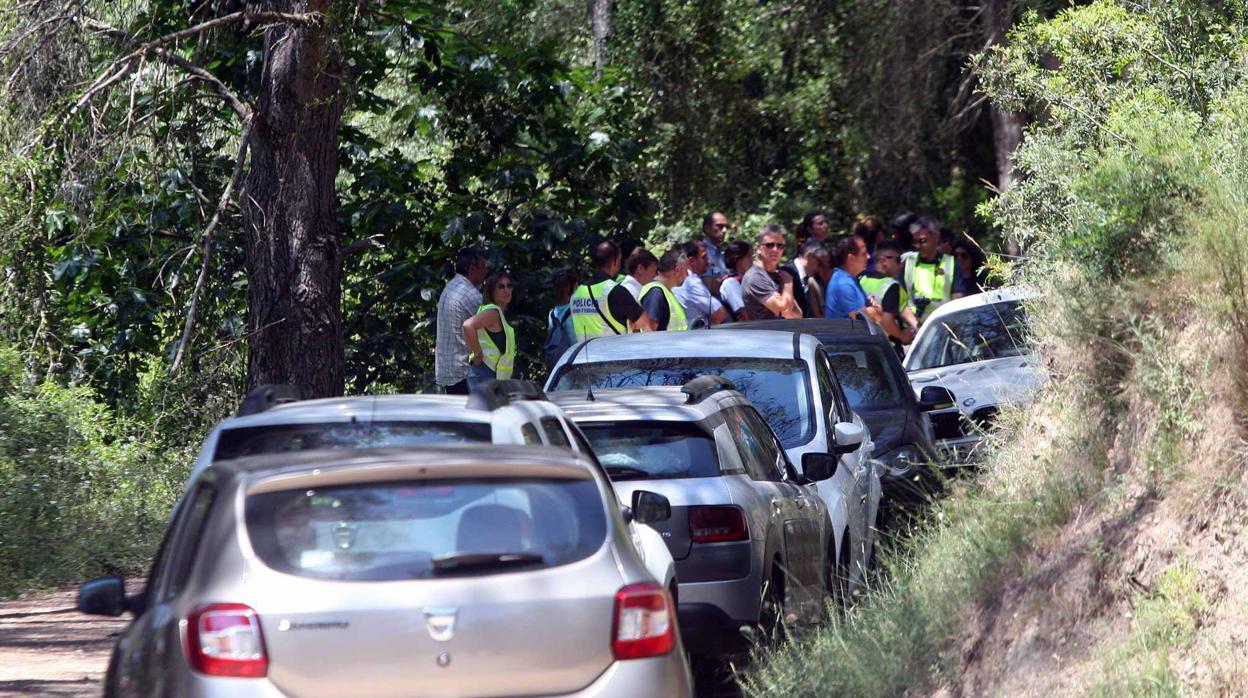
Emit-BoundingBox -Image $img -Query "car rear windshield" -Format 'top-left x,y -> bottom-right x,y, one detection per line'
215,421 -> 491,460
907,300 -> 1030,370
246,479 -> 607,581
553,358 -> 813,448
578,422 -> 719,480
824,345 -> 903,410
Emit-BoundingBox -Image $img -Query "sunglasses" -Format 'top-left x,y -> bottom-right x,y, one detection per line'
761,242 -> 785,249
714,223 -> 729,229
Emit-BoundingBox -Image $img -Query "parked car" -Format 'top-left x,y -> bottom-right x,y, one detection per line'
721,319 -> 944,505
80,446 -> 692,698
188,381 -> 677,595
549,377 -> 836,657
903,286 -> 1043,462
546,330 -> 881,594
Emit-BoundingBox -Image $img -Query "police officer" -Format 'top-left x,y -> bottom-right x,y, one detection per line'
858,240 -> 917,351
901,218 -> 958,323
570,240 -> 654,341
640,247 -> 690,331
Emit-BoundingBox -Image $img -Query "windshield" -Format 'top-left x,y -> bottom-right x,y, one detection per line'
907,300 -> 1030,370
214,421 -> 491,460
553,358 -> 814,448
246,479 -> 606,581
825,345 -> 903,410
579,422 -> 719,480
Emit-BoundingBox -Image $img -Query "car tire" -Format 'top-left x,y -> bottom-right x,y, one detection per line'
758,561 -> 786,646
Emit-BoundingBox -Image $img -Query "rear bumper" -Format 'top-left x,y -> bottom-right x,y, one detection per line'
569,654 -> 693,697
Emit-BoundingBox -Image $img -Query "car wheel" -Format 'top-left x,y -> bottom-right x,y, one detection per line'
758,562 -> 786,646
827,534 -> 852,609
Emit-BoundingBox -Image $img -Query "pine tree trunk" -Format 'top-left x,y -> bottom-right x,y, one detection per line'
588,0 -> 611,71
241,0 -> 347,399
982,0 -> 1025,256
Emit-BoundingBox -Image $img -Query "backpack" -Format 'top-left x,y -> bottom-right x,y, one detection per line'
543,305 -> 575,370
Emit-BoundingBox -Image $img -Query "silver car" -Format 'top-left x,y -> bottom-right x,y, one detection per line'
79,446 -> 693,697
547,329 -> 881,596
550,378 -> 837,658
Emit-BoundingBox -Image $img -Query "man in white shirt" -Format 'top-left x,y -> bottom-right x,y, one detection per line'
620,248 -> 657,300
780,239 -> 824,318
675,241 -> 728,328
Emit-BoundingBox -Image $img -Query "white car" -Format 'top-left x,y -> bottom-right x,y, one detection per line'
546,329 -> 881,596
189,382 -> 679,595
904,286 -> 1044,461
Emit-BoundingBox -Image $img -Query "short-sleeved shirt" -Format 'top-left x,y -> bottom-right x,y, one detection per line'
641,285 -> 674,330
742,264 -> 783,320
703,238 -> 728,279
720,275 -> 746,318
824,268 -> 869,319
435,274 -> 483,386
675,274 -> 723,328
588,271 -> 645,328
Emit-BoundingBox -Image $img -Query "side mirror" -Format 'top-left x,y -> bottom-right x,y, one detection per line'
631,490 -> 672,525
78,575 -> 127,617
918,386 -> 956,411
832,421 -> 865,456
801,452 -> 839,481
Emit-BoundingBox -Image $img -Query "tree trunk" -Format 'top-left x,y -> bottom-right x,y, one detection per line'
588,0 -> 611,71
981,0 -> 1025,256
242,0 -> 347,399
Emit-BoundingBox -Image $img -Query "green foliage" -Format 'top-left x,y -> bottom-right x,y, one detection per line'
0,345 -> 203,596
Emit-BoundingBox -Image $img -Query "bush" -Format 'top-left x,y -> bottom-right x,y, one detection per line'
0,347 -> 201,596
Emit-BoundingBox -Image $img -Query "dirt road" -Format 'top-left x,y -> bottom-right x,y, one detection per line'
0,585 -> 127,697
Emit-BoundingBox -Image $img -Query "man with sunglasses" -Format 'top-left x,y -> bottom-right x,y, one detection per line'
901,217 -> 959,323
859,240 -> 918,350
742,224 -> 802,320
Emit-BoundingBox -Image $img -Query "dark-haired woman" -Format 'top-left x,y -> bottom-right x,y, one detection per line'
795,210 -> 830,246
718,241 -> 754,321
952,239 -> 989,296
463,272 -> 515,388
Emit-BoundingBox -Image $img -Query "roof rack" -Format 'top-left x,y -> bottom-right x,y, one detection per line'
466,379 -> 548,411
237,384 -> 303,416
681,375 -> 736,404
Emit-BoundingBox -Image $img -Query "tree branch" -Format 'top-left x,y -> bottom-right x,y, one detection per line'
81,17 -> 250,119
169,116 -> 253,375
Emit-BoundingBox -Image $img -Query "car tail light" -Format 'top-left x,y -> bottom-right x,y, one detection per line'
688,505 -> 749,542
184,603 -> 268,677
613,583 -> 675,659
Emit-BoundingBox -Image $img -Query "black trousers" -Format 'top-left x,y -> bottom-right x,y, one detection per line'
443,379 -> 469,395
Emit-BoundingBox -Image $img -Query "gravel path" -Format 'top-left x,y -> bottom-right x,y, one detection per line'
0,584 -> 133,698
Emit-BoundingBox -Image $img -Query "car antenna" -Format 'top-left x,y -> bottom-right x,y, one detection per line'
584,339 -> 595,401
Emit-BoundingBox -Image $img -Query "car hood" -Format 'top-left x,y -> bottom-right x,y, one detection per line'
907,355 -> 1045,410
856,406 -> 911,454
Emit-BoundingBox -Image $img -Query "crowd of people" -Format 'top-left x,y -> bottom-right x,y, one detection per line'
433,211 -> 993,393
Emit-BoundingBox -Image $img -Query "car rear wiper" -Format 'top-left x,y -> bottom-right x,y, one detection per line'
431,552 -> 545,574
604,465 -> 652,480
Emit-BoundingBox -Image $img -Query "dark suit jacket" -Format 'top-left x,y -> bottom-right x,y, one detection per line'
780,262 -> 816,318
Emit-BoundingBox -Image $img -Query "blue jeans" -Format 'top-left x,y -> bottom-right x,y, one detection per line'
467,362 -> 496,391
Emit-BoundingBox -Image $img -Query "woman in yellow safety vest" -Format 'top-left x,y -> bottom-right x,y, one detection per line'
462,272 -> 516,389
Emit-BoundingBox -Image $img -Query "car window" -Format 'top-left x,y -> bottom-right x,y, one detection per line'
539,417 -> 571,449
729,408 -> 784,482
159,485 -> 217,601
520,423 -> 542,445
246,478 -> 607,581
907,300 -> 1029,370
553,357 -> 815,448
215,421 -> 491,460
813,351 -> 841,427
579,421 -> 721,480
825,345 -> 902,411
